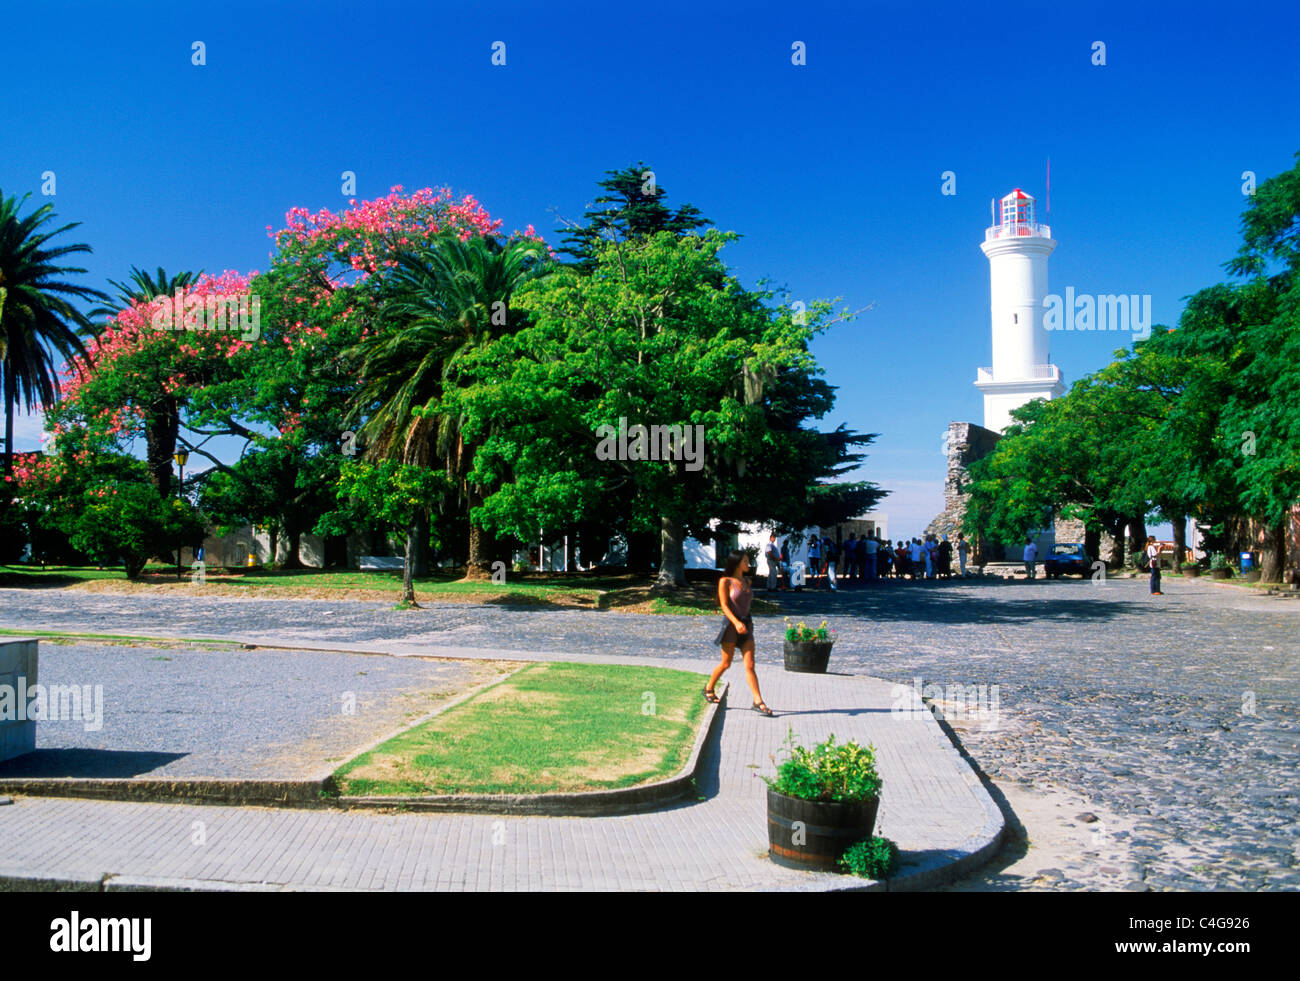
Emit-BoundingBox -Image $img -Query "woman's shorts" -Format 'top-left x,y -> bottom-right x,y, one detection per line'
714,616 -> 755,648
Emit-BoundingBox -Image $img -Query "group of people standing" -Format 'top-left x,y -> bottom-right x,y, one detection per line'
763,530 -> 972,590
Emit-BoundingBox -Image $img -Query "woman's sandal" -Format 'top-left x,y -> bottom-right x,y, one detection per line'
752,700 -> 774,716
703,687 -> 721,704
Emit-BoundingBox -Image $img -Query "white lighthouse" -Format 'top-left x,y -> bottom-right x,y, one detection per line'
974,188 -> 1064,432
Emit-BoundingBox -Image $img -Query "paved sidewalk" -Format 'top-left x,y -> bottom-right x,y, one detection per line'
0,647 -> 1001,891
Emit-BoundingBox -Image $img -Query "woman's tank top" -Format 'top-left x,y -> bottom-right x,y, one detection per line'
726,578 -> 752,619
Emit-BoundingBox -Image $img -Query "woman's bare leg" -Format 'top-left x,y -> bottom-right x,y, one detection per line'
707,643 -> 735,692
741,643 -> 764,704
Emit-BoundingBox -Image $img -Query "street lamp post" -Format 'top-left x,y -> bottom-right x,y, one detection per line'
174,450 -> 189,580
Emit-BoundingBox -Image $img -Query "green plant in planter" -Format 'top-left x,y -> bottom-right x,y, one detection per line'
784,618 -> 833,643
1210,552 -> 1228,571
839,836 -> 900,879
764,729 -> 881,802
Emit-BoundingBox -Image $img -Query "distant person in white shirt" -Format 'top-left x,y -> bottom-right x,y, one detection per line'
957,533 -> 969,576
1145,536 -> 1163,595
765,532 -> 783,591
1023,538 -> 1038,580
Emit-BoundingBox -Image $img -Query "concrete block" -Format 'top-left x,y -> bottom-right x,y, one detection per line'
0,639 -> 39,763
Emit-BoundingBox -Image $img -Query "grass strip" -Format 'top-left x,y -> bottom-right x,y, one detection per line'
0,627 -> 241,647
333,661 -> 709,796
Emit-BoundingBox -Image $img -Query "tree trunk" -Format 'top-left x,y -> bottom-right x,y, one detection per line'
1106,518 -> 1127,567
281,527 -> 304,569
1171,515 -> 1186,573
412,511 -> 431,577
1084,526 -> 1101,565
654,515 -> 687,591
2,370 -> 13,478
144,397 -> 180,498
401,520 -> 421,606
464,486 -> 494,580
267,527 -> 279,569
1260,519 -> 1286,583
1127,517 -> 1148,560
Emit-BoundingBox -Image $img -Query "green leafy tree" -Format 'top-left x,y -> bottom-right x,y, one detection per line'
317,459 -> 449,605
465,230 -> 884,587
6,427 -> 203,578
66,481 -> 206,580
557,161 -> 711,271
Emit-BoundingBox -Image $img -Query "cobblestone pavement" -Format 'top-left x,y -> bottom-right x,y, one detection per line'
2,574 -> 1297,890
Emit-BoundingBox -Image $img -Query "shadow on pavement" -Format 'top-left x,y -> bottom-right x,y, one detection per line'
0,749 -> 187,778
768,583 -> 1146,624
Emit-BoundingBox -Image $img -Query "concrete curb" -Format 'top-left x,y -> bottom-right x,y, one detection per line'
0,777 -> 325,808
0,866 -> 355,892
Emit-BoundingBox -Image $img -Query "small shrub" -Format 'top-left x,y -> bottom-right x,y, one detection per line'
839,836 -> 899,879
784,617 -> 833,643
1210,552 -> 1228,571
764,729 -> 881,802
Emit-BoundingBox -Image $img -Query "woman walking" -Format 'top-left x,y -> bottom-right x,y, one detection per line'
704,551 -> 774,716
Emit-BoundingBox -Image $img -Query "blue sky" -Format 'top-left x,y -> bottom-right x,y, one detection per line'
4,0 -> 1298,534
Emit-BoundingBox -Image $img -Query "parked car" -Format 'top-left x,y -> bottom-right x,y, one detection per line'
1045,543 -> 1091,578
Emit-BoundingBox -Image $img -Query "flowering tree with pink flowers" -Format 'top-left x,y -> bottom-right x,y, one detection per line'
55,270 -> 261,498
35,186 -> 533,569
232,186 -> 534,566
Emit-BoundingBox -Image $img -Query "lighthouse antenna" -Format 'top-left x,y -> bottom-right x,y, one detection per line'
1046,158 -> 1051,216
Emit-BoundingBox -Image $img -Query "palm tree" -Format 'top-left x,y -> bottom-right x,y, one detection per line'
0,190 -> 108,477
348,232 -> 548,587
87,265 -> 203,334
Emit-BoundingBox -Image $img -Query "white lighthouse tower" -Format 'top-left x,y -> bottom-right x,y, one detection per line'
974,188 -> 1064,432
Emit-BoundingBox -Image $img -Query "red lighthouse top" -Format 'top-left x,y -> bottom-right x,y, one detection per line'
1000,188 -> 1036,226
986,188 -> 1050,240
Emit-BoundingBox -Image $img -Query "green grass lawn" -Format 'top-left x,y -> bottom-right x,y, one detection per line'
332,661 -> 710,796
0,565 -> 128,587
0,564 -> 780,615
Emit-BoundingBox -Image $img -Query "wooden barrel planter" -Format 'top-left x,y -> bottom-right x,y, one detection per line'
783,639 -> 833,673
767,787 -> 879,872
1211,568 -> 1231,580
